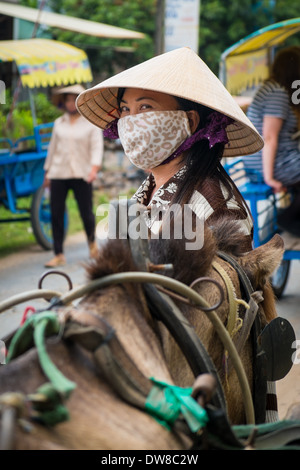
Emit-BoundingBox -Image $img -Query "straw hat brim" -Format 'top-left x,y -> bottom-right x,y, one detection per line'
76,47 -> 263,157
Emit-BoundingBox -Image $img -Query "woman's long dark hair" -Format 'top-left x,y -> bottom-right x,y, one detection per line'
270,46 -> 300,111
173,96 -> 250,218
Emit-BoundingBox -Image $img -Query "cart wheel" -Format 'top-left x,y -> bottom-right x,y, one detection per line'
31,186 -> 68,251
270,259 -> 291,299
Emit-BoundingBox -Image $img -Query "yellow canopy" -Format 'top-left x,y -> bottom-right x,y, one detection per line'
0,39 -> 93,88
220,18 -> 300,95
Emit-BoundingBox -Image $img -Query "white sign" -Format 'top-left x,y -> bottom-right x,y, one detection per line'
164,0 -> 200,52
0,80 -> 5,104
0,340 -> 6,364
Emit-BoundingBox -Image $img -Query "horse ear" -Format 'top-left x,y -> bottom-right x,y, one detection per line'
239,234 -> 284,283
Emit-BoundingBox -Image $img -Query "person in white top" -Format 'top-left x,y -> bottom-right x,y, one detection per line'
44,84 -> 104,267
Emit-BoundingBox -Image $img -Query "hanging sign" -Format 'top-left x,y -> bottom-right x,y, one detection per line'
164,0 -> 200,52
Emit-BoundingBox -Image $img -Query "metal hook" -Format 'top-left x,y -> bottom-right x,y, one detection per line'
155,276 -> 224,312
189,277 -> 225,311
38,270 -> 73,291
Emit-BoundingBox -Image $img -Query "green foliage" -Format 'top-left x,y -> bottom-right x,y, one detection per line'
0,90 -> 61,143
20,0 -> 300,79
7,108 -> 34,141
24,0 -> 156,79
198,0 -> 298,73
33,92 -> 62,123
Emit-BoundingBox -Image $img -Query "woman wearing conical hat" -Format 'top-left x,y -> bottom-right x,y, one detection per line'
77,47 -> 263,253
44,84 -> 104,267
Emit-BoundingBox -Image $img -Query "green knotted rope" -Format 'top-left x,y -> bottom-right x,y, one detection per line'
6,311 -> 76,425
145,377 -> 209,432
30,383 -> 71,426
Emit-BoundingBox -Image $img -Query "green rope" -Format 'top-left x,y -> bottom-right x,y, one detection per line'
6,311 -> 76,425
32,314 -> 76,397
7,310 -> 75,397
7,310 -> 59,362
31,383 -> 71,426
145,377 -> 208,432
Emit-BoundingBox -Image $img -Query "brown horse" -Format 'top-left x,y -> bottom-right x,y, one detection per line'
0,218 -> 284,450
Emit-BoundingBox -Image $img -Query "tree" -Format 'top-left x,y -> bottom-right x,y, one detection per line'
21,0 -> 300,80
199,0 -> 300,74
45,0 -> 155,81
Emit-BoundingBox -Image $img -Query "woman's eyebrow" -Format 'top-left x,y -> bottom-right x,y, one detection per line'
120,96 -> 157,103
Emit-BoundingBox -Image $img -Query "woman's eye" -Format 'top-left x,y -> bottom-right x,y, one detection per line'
119,105 -> 129,115
119,102 -> 154,116
140,103 -> 152,110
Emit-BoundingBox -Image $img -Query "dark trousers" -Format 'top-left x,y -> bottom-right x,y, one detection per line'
50,179 -> 95,255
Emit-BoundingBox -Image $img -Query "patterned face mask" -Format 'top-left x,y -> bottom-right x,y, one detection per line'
117,110 -> 191,170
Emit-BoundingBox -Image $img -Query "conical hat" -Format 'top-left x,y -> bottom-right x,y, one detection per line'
76,47 -> 263,157
52,84 -> 86,107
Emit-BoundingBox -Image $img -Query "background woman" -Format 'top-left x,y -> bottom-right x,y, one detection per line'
44,84 -> 104,267
243,46 -> 300,236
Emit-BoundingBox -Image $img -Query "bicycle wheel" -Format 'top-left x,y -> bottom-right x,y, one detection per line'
31,186 -> 52,250
270,259 -> 291,299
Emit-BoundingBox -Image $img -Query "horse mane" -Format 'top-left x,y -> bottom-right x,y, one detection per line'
86,215 -> 246,286
209,215 -> 251,257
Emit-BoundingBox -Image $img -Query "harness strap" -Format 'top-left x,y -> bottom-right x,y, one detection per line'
217,251 -> 267,424
62,311 -> 152,408
217,252 -> 254,297
56,309 -> 211,436
212,261 -> 248,338
121,200 -> 227,413
144,284 -> 227,413
212,260 -> 264,376
111,199 -> 257,422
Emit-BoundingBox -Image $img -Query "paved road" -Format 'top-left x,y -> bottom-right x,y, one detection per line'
0,231 -> 90,339
1,234 -> 300,418
276,260 -> 300,338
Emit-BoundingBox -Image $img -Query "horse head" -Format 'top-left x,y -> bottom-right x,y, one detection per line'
84,214 -> 285,424
0,214 -> 288,449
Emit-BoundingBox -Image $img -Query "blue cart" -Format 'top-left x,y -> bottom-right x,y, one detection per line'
224,158 -> 300,298
0,122 -> 66,250
219,19 -> 300,299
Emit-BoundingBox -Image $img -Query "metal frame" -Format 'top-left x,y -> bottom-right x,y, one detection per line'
0,122 -> 53,222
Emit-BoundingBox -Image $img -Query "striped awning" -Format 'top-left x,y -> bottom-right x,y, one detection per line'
0,39 -> 93,88
220,18 -> 300,95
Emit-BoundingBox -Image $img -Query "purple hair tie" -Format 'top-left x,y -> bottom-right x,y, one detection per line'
103,119 -> 119,139
161,111 -> 234,165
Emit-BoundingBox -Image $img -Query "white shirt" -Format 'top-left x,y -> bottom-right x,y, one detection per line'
44,113 -> 104,181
